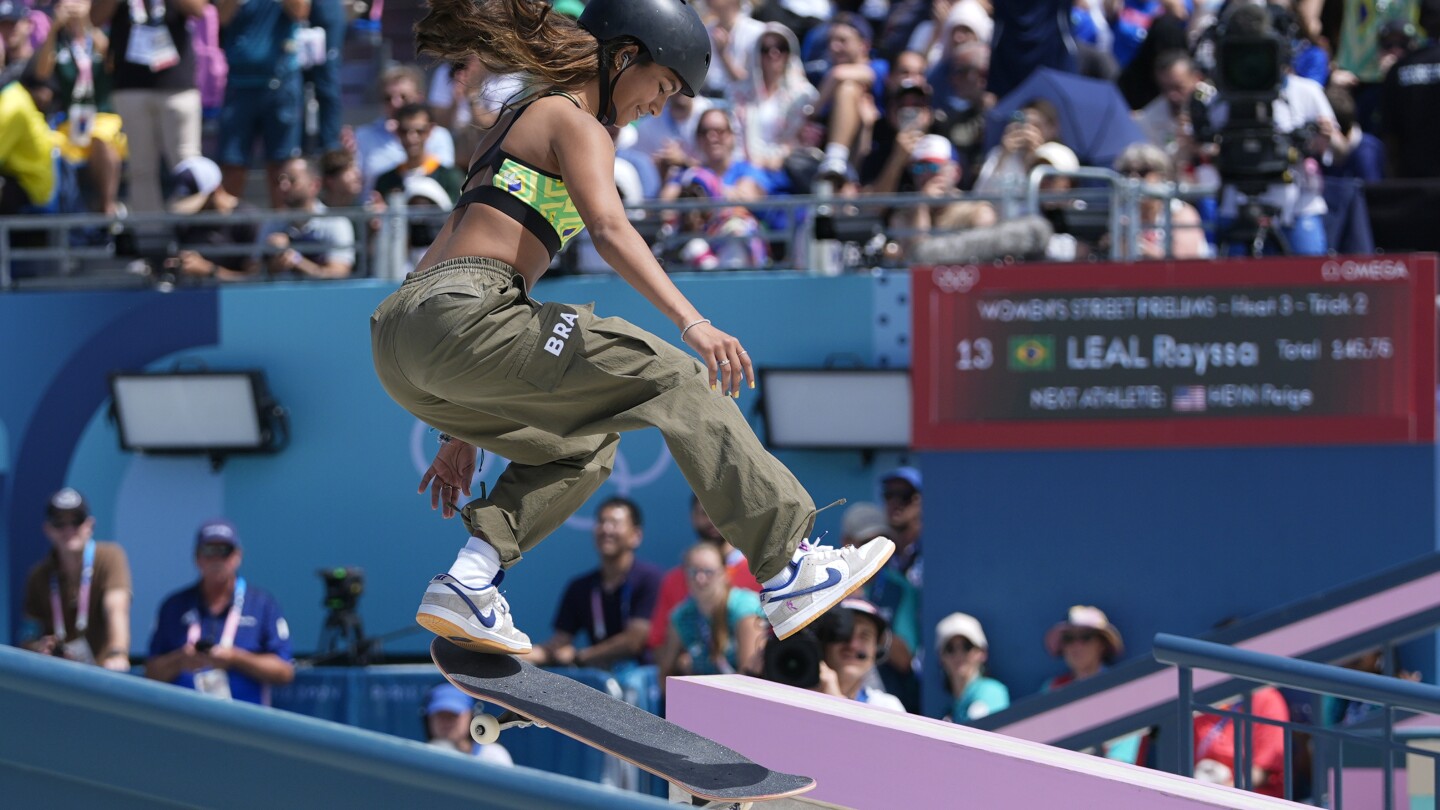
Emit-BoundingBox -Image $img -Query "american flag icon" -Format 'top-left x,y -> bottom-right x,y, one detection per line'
1172,385 -> 1207,413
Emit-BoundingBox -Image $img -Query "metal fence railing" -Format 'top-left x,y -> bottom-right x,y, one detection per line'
0,167 -> 1221,291
1153,633 -> 1440,809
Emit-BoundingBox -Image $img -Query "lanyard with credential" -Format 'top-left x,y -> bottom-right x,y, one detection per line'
128,0 -> 165,24
51,539 -> 96,640
187,578 -> 247,648
590,579 -> 631,643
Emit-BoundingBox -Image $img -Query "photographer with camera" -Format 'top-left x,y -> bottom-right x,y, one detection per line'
146,519 -> 294,705
1199,1 -> 1347,256
760,597 -> 906,712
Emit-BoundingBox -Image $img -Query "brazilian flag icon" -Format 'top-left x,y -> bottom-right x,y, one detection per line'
1009,335 -> 1054,371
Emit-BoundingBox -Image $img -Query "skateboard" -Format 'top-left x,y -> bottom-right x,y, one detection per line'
430,638 -> 816,806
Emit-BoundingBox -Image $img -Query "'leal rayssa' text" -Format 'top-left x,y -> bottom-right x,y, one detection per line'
1067,335 -> 1260,375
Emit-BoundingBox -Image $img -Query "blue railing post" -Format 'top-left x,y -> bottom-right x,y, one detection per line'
1177,665 -> 1194,776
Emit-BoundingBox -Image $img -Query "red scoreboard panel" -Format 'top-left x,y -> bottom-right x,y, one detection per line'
912,255 -> 1438,450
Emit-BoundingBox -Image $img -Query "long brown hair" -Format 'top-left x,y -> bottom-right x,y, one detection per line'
685,543 -> 731,666
414,0 -> 601,94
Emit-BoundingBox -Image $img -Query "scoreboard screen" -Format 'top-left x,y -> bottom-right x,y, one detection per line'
912,256 -> 1437,450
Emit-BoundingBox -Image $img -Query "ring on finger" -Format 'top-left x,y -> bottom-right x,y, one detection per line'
719,359 -> 731,366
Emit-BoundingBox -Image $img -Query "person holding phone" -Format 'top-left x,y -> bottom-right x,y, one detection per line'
860,75 -> 937,191
145,519 -> 294,706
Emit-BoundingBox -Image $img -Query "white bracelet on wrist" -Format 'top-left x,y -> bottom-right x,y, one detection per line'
680,318 -> 711,341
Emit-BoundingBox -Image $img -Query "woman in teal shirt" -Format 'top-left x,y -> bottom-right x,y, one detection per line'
936,612 -> 1010,723
660,543 -> 766,679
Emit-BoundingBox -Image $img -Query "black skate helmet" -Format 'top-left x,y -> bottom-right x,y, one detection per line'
577,0 -> 711,124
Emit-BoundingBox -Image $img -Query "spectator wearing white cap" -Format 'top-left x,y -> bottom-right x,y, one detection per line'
886,133 -> 995,259
935,612 -> 1010,723
907,0 -> 994,67
166,156 -> 262,280
19,487 -> 133,671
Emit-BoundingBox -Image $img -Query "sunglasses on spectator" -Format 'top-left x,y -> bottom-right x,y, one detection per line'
48,517 -> 85,529
686,566 -> 722,579
698,126 -> 732,137
1119,166 -> 1161,179
882,487 -> 918,502
943,638 -> 976,655
1061,630 -> 1101,645
197,543 -> 237,559
911,162 -> 944,176
761,43 -> 789,56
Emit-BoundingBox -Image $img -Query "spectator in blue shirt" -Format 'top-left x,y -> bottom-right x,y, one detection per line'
523,496 -> 663,670
215,0 -> 309,207
144,518 -> 294,706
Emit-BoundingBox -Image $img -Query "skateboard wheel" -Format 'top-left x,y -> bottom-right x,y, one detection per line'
470,713 -> 501,745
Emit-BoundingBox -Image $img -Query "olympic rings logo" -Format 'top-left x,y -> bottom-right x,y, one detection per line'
408,420 -> 673,531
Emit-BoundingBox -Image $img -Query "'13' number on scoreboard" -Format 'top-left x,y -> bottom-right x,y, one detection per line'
956,338 -> 993,371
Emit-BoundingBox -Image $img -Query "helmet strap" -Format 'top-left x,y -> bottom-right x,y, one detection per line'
596,45 -> 635,126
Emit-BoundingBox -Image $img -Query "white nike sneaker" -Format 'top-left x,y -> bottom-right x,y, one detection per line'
761,536 -> 895,640
416,571 -> 532,654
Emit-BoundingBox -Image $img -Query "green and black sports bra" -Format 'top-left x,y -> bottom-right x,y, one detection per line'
453,91 -> 587,260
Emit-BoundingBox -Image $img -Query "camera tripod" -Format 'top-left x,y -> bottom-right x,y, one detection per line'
1217,196 -> 1292,258
316,607 -> 372,666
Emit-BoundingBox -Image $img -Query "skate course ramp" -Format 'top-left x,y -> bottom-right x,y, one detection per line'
0,644 -> 667,810
668,674 -> 1302,810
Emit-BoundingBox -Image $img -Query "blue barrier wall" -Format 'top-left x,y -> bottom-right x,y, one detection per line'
1,274 -> 906,660
0,645 -> 668,809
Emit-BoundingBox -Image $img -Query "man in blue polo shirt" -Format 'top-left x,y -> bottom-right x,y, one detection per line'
523,496 -> 662,671
145,518 -> 294,706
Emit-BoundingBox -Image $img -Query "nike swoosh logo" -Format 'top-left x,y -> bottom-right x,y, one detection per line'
764,567 -> 842,603
478,610 -> 497,628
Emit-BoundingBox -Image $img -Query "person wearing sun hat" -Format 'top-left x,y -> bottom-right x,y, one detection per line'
935,612 -> 1009,723
1041,604 -> 1143,763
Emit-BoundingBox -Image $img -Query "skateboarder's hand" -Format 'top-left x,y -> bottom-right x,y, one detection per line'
681,321 -> 754,398
420,439 -> 478,519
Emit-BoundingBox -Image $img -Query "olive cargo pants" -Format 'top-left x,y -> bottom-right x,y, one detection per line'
370,258 -> 815,582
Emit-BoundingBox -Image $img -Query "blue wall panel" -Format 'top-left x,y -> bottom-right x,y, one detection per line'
919,444 -> 1437,715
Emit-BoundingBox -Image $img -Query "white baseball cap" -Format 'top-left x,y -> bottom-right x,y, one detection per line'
936,612 -> 988,651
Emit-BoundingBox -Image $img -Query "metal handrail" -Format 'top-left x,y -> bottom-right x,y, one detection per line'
1154,633 -> 1440,809
1,178 -> 1224,290
1153,634 -> 1440,714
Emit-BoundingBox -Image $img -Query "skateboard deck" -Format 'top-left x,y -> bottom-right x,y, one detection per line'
430,638 -> 815,803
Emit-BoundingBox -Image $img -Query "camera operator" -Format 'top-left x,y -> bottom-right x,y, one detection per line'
760,597 -> 906,712
1200,2 -> 1347,255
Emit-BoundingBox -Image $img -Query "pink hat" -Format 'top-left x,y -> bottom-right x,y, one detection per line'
1044,605 -> 1124,662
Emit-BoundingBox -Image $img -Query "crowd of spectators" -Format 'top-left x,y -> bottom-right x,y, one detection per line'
1,0 -> 1436,280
